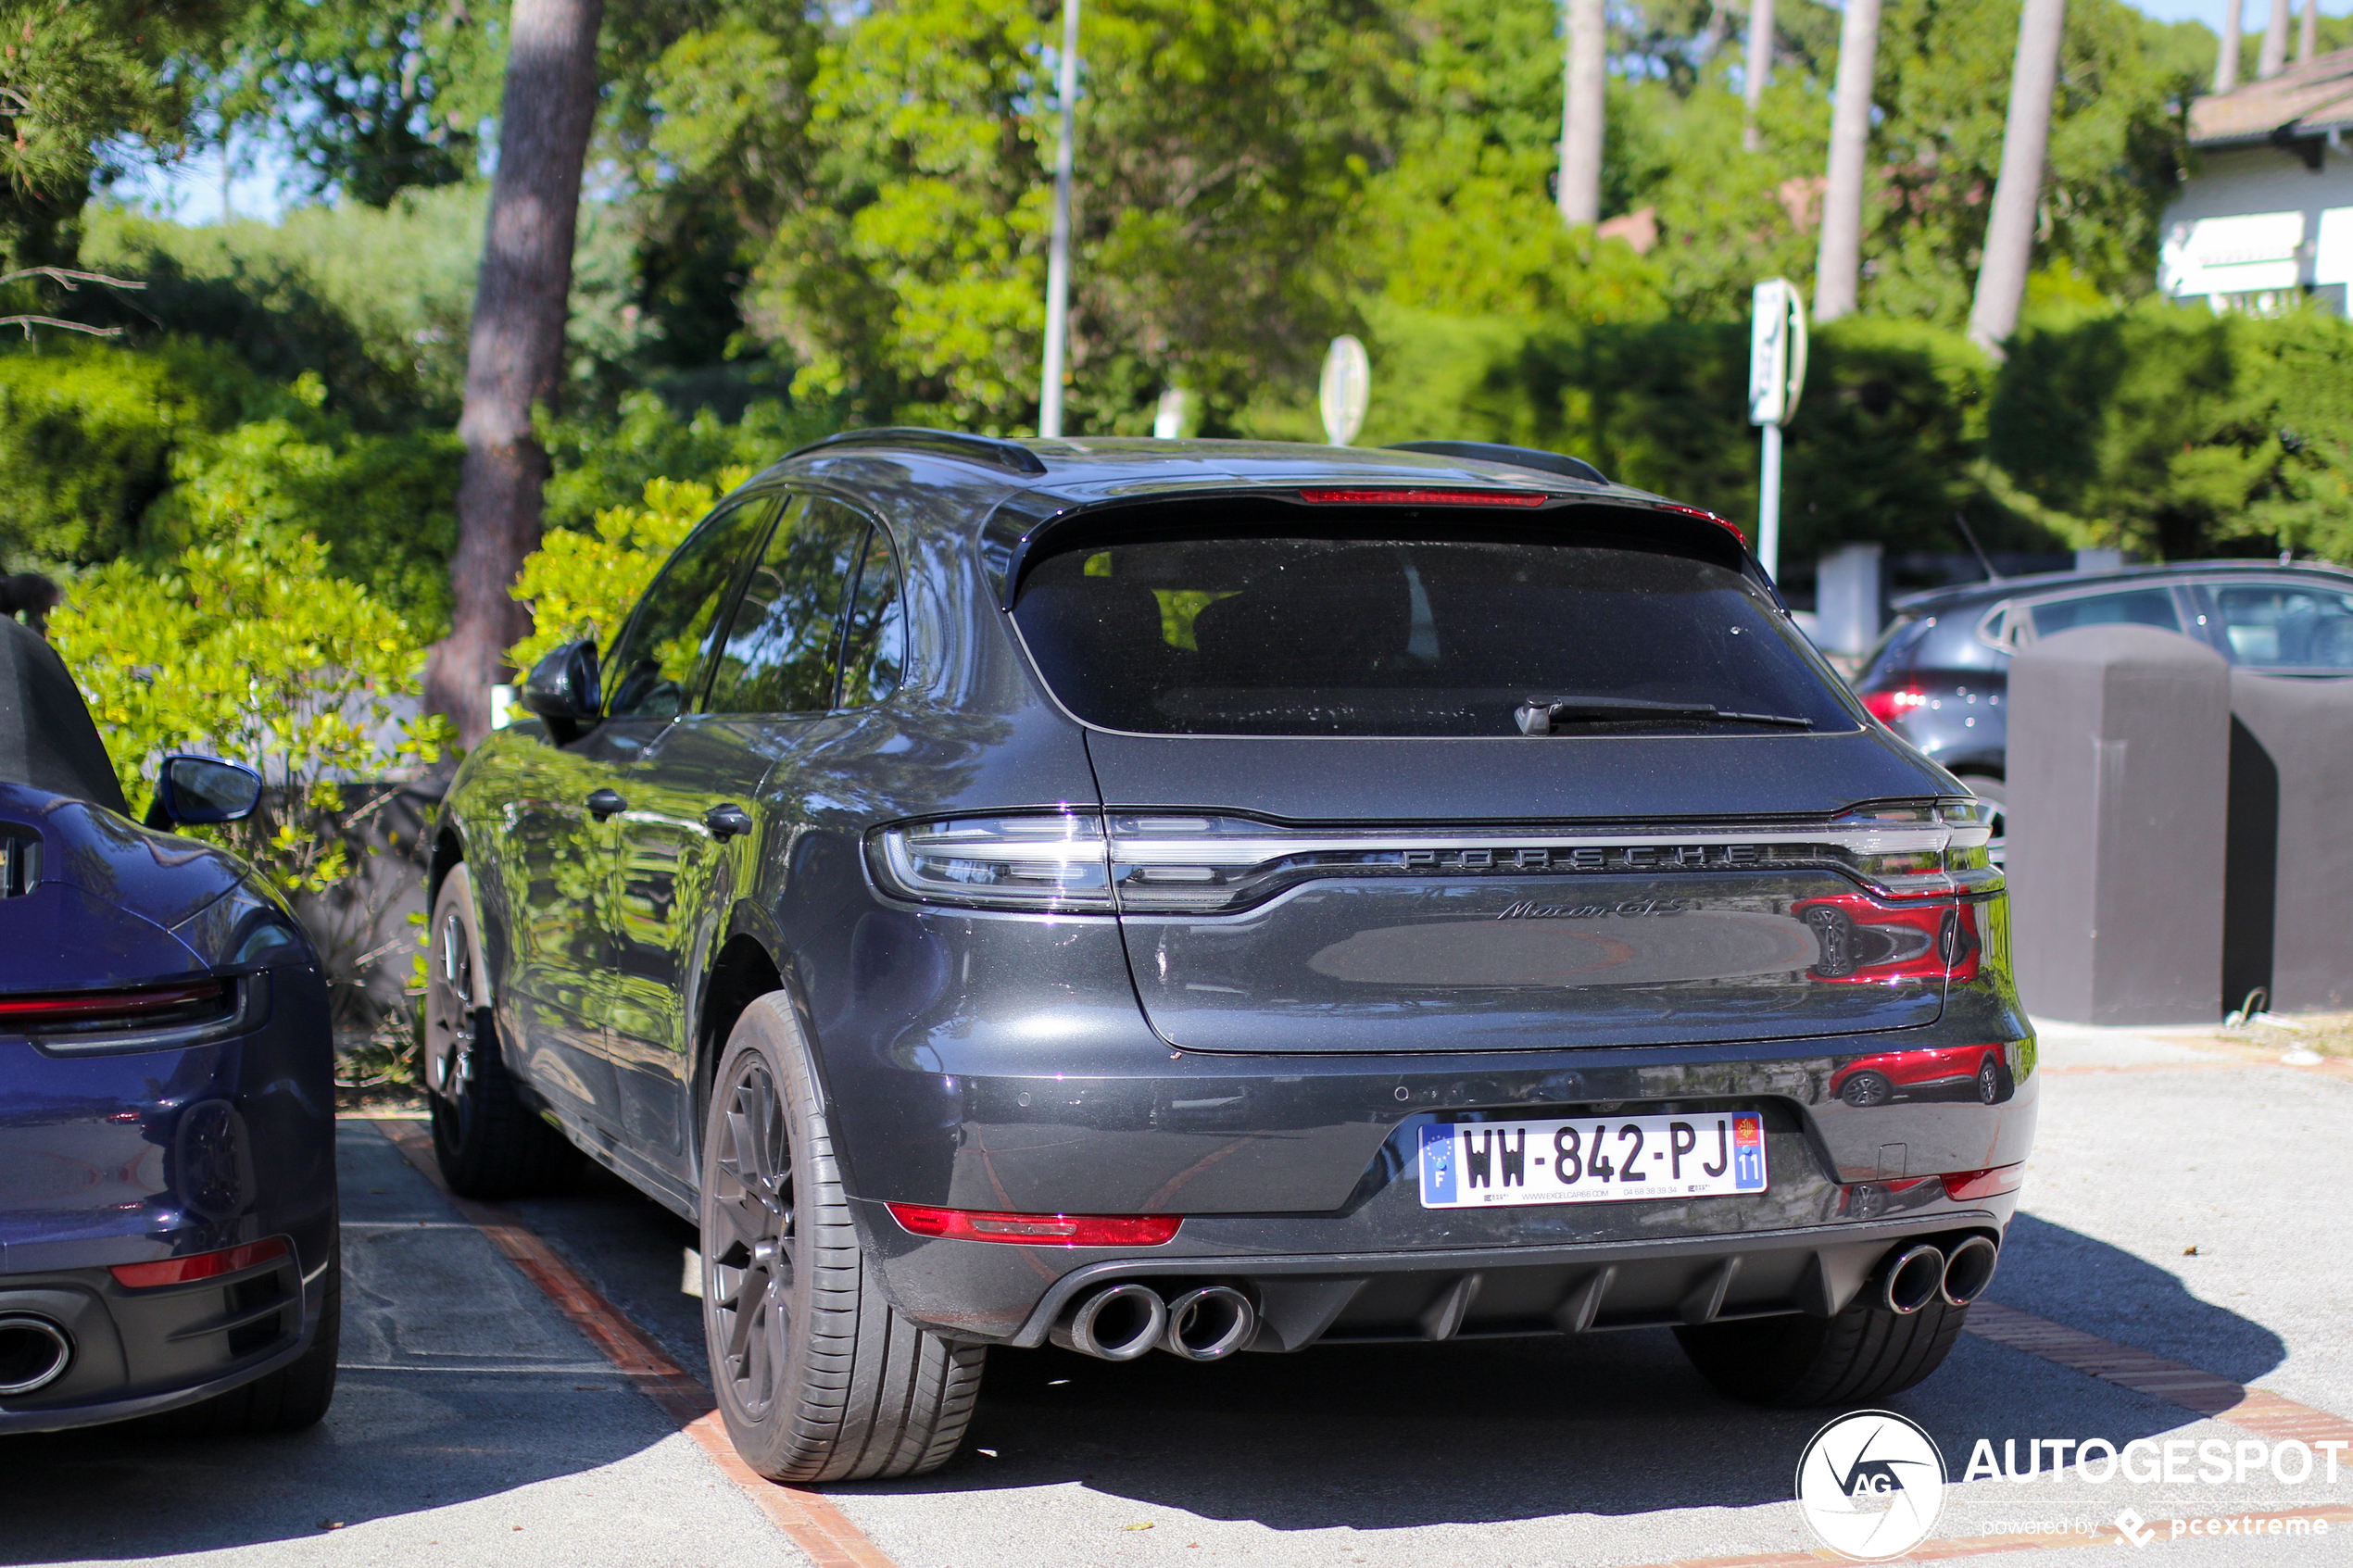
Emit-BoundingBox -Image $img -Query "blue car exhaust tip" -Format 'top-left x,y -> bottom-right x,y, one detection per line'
0,1314 -> 72,1396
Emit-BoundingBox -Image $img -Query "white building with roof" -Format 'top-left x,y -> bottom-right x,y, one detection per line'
2161,48 -> 2353,315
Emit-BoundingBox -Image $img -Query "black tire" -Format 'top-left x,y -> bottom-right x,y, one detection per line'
1840,1070 -> 1894,1108
1675,1290 -> 1968,1407
425,866 -> 577,1198
1976,1054 -> 2001,1105
140,1234 -> 342,1436
699,994 -> 985,1482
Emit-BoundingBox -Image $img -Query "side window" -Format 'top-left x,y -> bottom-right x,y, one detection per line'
2210,583 -> 2353,669
837,523 -> 906,708
705,495 -> 870,714
2026,588 -> 2181,641
602,495 -> 777,721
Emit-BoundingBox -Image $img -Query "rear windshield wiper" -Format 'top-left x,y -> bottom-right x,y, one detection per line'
1516,696 -> 1814,734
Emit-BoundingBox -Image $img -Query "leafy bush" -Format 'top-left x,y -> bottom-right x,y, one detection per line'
508,468 -> 753,671
50,531 -> 450,895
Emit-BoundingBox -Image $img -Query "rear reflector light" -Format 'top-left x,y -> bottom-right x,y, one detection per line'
1655,502 -> 1747,544
111,1236 -> 290,1289
1941,1164 -> 2025,1202
1862,688 -> 1929,723
886,1204 -> 1181,1248
0,980 -> 231,1034
1296,488 -> 1547,508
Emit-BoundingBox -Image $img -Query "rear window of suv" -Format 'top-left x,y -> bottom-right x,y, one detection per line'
1012,523 -> 1859,737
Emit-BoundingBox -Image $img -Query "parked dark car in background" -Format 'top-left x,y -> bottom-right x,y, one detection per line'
0,618 -> 339,1436
1852,559 -> 2353,849
427,431 -> 2032,1485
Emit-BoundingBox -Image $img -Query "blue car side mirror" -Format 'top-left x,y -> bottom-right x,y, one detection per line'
146,755 -> 263,830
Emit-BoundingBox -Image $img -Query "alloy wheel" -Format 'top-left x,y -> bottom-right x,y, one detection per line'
708,1058 -> 795,1420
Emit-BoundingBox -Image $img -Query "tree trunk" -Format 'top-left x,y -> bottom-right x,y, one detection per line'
1968,0 -> 2067,355
1743,0 -> 1776,153
2299,0 -> 2317,64
2259,0 -> 2289,78
1814,0 -> 1882,321
2217,0 -> 2241,92
424,0 -> 607,747
1557,0 -> 1606,227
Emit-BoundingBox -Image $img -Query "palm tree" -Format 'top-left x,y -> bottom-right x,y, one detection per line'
2217,0 -> 2242,92
2259,0 -> 2289,78
1969,0 -> 2068,353
1815,0 -> 1883,320
1558,0 -> 1605,226
1743,0 -> 1776,152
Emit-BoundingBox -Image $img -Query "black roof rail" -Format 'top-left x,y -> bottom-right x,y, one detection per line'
1386,440 -> 1608,487
786,426 -> 1049,477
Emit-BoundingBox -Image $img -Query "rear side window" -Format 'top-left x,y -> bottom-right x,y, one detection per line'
2027,587 -> 2180,639
706,496 -> 870,714
2208,582 -> 2353,670
1013,529 -> 1856,737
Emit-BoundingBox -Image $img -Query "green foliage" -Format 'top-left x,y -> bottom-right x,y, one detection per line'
1990,301 -> 2353,564
1321,305 -> 2025,565
540,392 -> 833,534
48,531 -> 451,898
0,336 -> 460,632
84,191 -> 487,427
0,0 -> 236,268
211,2 -> 508,207
509,468 -> 753,671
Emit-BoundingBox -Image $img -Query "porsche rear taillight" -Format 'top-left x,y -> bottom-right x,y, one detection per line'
0,980 -> 233,1036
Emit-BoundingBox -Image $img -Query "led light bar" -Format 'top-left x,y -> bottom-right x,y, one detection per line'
885,1204 -> 1181,1247
0,980 -> 232,1035
870,800 -> 1998,915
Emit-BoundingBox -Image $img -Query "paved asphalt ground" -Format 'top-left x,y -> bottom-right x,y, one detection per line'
3,1025 -> 2350,1568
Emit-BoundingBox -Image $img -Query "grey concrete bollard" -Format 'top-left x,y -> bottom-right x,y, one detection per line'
2224,671 -> 2353,1014
2007,625 -> 2231,1025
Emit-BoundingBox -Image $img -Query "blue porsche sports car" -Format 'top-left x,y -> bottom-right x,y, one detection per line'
0,616 -> 339,1435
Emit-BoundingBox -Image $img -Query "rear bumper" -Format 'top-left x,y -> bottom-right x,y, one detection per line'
0,1240 -> 330,1435
859,1199 -> 2016,1349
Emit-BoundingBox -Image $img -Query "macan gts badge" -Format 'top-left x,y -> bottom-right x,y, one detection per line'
426,430 -> 2033,1483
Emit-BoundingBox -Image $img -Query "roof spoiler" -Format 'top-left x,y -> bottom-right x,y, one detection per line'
786,426 -> 1049,477
1385,441 -> 1608,487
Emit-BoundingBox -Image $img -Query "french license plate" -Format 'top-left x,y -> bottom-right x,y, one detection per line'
1418,1111 -> 1768,1208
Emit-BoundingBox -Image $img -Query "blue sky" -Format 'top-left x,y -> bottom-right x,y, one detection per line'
2126,0 -> 2338,28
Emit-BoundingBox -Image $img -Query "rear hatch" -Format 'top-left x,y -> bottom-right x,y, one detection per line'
1004,491 -> 1993,1055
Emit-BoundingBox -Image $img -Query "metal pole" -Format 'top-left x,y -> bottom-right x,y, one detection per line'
1038,0 -> 1080,438
1757,421 -> 1782,580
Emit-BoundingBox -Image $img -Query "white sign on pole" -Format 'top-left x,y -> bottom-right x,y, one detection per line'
1319,335 -> 1371,446
1748,279 -> 1808,580
1748,278 -> 1807,428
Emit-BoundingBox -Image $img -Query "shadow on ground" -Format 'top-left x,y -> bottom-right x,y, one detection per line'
0,1123 -> 686,1564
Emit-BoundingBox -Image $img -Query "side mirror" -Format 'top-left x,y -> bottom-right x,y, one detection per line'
522,639 -> 602,741
145,755 -> 263,830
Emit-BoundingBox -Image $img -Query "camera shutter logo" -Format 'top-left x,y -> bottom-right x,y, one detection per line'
1794,1410 -> 1946,1560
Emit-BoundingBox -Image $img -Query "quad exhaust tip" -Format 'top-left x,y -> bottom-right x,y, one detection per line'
1940,1234 -> 2000,1307
0,1314 -> 72,1396
1878,1245 -> 1947,1316
1051,1283 -> 1168,1361
1159,1286 -> 1256,1361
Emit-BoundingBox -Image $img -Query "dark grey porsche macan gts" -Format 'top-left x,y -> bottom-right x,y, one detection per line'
425,431 -> 2032,1482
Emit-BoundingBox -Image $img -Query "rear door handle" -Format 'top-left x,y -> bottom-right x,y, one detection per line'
585,789 -> 627,821
704,803 -> 753,839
